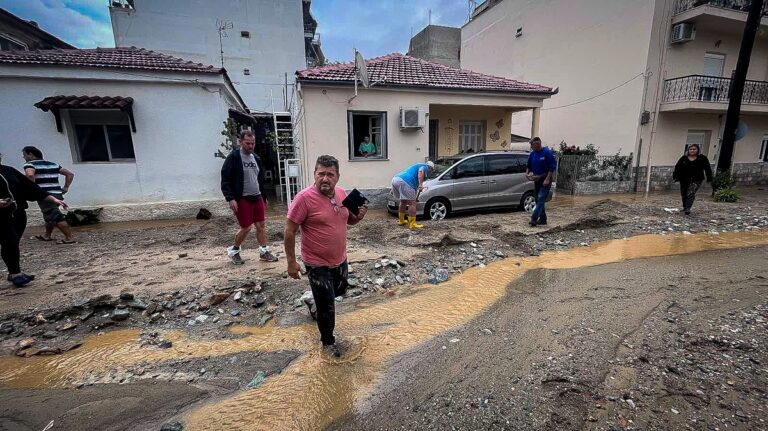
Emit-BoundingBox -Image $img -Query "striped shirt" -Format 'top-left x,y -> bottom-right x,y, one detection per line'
23,160 -> 62,194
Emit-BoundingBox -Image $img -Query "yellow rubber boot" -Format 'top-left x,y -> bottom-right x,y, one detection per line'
408,216 -> 424,229
398,212 -> 408,226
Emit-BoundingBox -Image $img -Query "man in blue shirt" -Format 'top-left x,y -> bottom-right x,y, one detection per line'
526,137 -> 557,227
391,161 -> 434,229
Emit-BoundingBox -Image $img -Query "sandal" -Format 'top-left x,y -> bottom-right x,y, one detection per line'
34,235 -> 53,242
56,239 -> 77,245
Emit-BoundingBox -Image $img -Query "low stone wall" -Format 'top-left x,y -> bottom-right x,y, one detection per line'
634,166 -> 676,191
733,162 -> 768,186
573,180 -> 632,195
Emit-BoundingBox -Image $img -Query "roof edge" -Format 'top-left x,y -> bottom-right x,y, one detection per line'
296,78 -> 557,97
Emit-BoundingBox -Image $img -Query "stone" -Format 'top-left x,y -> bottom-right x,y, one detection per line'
347,277 -> 360,287
145,302 -> 158,315
258,315 -> 272,326
178,253 -> 188,258
209,292 -> 230,306
160,422 -> 184,431
230,309 -> 241,317
396,275 -> 404,284
119,292 -> 134,301
42,331 -> 58,340
626,399 -> 636,409
253,294 -> 266,307
494,251 -> 505,258
196,208 -> 212,220
17,338 -> 35,350
428,268 -> 450,285
482,328 -> 493,335
34,314 -> 47,325
158,340 -> 173,349
0,324 -> 13,335
233,291 -> 243,302
110,309 -> 130,322
195,315 -> 209,323
127,300 -> 148,310
374,278 -> 385,286
265,305 -> 278,314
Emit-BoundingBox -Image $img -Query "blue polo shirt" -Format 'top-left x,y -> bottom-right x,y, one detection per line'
527,147 -> 557,177
396,163 -> 430,189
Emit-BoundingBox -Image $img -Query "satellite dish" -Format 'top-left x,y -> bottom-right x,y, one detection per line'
719,120 -> 748,142
355,50 -> 370,88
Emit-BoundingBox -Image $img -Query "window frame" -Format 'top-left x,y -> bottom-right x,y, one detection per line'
458,121 -> 485,153
452,155 -> 486,179
65,109 -> 136,163
347,110 -> 388,161
760,135 -> 768,162
484,154 -> 527,176
684,129 -> 711,156
0,33 -> 28,51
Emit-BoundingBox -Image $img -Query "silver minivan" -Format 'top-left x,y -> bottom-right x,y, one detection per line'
387,152 -> 555,220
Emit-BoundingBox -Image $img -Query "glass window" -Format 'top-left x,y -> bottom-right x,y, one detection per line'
760,135 -> 768,162
685,130 -> 710,155
69,110 -> 136,162
485,154 -> 527,175
0,34 -> 27,51
348,111 -> 387,160
454,156 -> 485,179
459,121 -> 485,153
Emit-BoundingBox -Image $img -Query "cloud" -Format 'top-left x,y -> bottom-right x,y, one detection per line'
0,0 -> 114,48
312,0 -> 469,62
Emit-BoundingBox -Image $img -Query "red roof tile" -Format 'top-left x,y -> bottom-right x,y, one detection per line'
296,53 -> 553,94
0,47 -> 221,74
34,95 -> 134,111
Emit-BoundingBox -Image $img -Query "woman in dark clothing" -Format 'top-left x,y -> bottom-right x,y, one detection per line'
672,144 -> 713,215
0,153 -> 67,287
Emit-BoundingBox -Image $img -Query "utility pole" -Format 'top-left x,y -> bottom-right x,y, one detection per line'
718,0 -> 764,173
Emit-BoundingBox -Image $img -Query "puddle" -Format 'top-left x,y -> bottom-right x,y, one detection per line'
1,231 -> 766,430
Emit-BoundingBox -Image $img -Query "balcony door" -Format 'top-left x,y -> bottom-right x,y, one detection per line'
700,53 -> 725,101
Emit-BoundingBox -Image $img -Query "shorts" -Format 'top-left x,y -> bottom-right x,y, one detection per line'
235,195 -> 266,228
391,177 -> 417,201
38,194 -> 65,226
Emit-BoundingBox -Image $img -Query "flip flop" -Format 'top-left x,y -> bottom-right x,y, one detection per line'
56,239 -> 77,245
33,235 -> 53,242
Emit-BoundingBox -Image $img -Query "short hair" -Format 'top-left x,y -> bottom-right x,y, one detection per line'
22,146 -> 43,159
529,137 -> 542,145
239,130 -> 255,140
315,155 -> 339,173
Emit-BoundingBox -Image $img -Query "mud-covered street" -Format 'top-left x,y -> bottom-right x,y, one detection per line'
0,188 -> 767,431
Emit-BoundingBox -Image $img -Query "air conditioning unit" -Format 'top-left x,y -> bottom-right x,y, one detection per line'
400,108 -> 426,128
671,23 -> 695,44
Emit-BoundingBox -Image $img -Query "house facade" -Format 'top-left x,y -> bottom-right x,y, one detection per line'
461,0 -> 768,190
0,7 -> 74,51
109,0 -> 324,112
294,53 -> 555,203
0,47 -> 247,221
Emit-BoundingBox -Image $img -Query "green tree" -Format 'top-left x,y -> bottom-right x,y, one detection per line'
215,118 -> 238,159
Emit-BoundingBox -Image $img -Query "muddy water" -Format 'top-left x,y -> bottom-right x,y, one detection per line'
1,231 -> 766,430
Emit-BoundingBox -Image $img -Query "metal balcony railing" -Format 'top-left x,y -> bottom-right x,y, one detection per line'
662,75 -> 768,104
674,0 -> 768,16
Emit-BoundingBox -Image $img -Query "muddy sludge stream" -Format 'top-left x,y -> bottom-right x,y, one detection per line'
1,231 -> 766,430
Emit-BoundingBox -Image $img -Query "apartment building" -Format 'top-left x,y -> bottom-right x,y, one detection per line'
462,0 -> 768,189
109,0 -> 324,112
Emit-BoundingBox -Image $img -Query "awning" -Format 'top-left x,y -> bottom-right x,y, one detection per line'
34,95 -> 136,133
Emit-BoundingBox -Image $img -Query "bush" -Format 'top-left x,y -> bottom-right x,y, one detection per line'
712,171 -> 735,191
714,188 -> 739,203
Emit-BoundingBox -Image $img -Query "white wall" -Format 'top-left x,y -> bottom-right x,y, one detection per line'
461,0 -> 656,156
297,85 -> 542,189
110,0 -> 307,112
0,69 -> 238,207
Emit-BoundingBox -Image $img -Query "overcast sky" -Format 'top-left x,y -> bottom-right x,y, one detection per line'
0,0 -> 470,62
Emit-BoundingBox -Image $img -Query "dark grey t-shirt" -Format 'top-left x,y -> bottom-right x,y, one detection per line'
241,151 -> 261,197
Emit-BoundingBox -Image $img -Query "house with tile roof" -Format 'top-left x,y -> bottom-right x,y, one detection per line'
294,53 -> 556,200
0,47 -> 250,221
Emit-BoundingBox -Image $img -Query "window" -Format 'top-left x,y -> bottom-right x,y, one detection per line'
243,68 -> 251,75
761,135 -> 768,162
68,110 -> 135,162
459,121 -> 485,153
450,156 -> 485,179
685,130 -> 710,155
348,111 -> 387,160
703,52 -> 725,77
0,34 -> 27,51
485,154 -> 527,176
241,31 -> 250,38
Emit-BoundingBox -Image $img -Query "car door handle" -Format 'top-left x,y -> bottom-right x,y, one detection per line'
489,180 -> 497,184
479,181 -> 487,184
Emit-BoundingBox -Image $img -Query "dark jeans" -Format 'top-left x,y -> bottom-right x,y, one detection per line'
304,261 -> 348,346
532,181 -> 551,223
680,181 -> 701,212
0,210 -> 27,274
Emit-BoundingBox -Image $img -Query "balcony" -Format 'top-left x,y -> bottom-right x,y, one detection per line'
661,75 -> 768,115
672,0 -> 768,33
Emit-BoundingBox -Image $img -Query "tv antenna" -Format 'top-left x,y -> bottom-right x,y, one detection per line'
216,19 -> 233,69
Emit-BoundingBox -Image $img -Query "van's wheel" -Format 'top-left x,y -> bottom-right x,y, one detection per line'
520,192 -> 536,213
426,198 -> 450,220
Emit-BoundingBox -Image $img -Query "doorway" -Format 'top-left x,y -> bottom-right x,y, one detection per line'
429,119 -> 438,161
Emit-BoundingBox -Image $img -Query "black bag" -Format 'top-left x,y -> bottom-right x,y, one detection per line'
341,188 -> 369,216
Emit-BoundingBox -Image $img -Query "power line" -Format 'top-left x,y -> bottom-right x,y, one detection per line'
542,73 -> 645,111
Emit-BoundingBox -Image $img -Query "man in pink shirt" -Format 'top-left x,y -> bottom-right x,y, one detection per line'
285,155 -> 368,357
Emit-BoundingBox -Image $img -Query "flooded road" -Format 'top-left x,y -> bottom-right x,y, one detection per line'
1,231 -> 767,430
